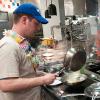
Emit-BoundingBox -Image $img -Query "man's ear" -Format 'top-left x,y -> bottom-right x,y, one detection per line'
20,16 -> 27,25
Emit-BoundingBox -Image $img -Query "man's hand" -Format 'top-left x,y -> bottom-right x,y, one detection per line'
42,73 -> 57,85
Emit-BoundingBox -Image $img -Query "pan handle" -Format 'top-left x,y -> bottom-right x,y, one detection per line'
56,67 -> 65,76
61,93 -> 85,97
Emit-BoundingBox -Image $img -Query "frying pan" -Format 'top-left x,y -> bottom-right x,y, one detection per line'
63,48 -> 86,71
61,82 -> 100,99
61,71 -> 87,86
63,25 -> 87,71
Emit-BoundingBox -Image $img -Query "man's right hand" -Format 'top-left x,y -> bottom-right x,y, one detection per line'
42,73 -> 56,85
0,73 -> 57,92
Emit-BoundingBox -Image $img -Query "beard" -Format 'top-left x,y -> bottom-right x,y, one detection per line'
25,30 -> 40,39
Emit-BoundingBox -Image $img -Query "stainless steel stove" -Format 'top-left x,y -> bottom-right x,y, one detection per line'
44,78 -> 95,100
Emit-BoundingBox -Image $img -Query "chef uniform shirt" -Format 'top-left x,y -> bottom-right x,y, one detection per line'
0,34 -> 41,100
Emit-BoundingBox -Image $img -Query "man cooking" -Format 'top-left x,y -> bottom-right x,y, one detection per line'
0,3 -> 56,100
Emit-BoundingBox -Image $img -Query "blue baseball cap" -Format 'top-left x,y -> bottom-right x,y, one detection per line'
13,3 -> 48,24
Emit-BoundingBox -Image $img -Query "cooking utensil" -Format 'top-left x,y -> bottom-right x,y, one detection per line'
48,79 -> 100,99
60,82 -> 100,99
56,67 -> 65,76
61,71 -> 87,86
62,82 -> 100,100
84,82 -> 100,98
61,93 -> 85,97
64,48 -> 86,71
63,25 -> 87,71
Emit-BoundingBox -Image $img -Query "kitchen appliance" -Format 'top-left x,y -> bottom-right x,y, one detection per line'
44,78 -> 96,100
